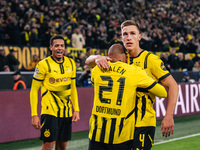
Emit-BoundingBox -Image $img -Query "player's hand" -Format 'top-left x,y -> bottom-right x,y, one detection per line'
95,56 -> 112,69
32,116 -> 41,129
72,111 -> 80,122
160,115 -> 174,137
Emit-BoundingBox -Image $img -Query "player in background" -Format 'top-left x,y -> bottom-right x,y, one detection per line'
30,35 -> 80,150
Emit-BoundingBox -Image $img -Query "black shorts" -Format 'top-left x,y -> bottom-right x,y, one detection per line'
132,127 -> 155,150
89,140 -> 133,150
40,114 -> 72,142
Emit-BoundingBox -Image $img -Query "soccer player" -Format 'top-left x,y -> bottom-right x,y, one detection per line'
89,44 -> 167,150
30,35 -> 80,150
86,20 -> 179,150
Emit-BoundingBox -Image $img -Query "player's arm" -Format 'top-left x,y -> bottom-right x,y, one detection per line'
150,55 -> 178,137
30,79 -> 42,129
85,55 -> 111,68
160,75 -> 178,137
70,60 -> 80,122
136,66 -> 167,98
71,78 -> 80,122
147,82 -> 167,98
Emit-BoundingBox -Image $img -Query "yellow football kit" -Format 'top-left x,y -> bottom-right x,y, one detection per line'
30,56 -> 79,118
89,61 -> 166,144
129,50 -> 170,127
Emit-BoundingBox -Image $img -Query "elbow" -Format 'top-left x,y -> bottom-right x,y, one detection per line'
157,88 -> 168,98
163,90 -> 168,98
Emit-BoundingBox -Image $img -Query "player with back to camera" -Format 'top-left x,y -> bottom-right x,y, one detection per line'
86,20 -> 179,150
30,35 -> 80,150
88,43 -> 167,150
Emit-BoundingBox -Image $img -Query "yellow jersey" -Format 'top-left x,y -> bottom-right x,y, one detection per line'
30,56 -> 79,118
129,50 -> 170,127
89,61 -> 164,144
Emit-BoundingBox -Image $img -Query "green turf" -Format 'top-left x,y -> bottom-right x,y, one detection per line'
0,114 -> 199,150
154,114 -> 200,142
0,131 -> 89,150
152,135 -> 200,150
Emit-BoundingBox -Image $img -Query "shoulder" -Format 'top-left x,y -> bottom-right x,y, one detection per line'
65,56 -> 75,64
142,51 -> 159,60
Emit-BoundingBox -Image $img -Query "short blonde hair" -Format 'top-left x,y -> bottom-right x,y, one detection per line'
121,20 -> 140,33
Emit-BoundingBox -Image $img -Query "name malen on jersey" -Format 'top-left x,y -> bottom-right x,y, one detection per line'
102,66 -> 126,75
96,106 -> 121,116
49,77 -> 71,84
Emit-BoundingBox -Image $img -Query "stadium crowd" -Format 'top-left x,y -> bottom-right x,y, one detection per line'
0,0 -> 200,80
0,0 -> 199,51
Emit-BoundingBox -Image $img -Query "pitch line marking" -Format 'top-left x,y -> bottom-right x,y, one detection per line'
154,133 -> 200,145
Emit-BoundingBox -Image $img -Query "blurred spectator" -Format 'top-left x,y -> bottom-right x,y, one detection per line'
27,54 -> 40,71
0,21 -> 9,44
77,65 -> 92,87
12,70 -> 27,90
192,61 -> 200,72
0,47 -> 8,71
75,53 -> 84,69
109,34 -> 121,46
81,47 -> 92,68
160,53 -> 170,71
20,24 -> 32,46
167,48 -> 179,72
183,54 -> 194,71
75,59 -> 83,72
181,72 -> 195,83
186,38 -> 198,53
85,29 -> 95,48
178,37 -> 187,54
192,53 -> 200,64
3,65 -> 10,72
177,52 -> 185,71
65,52 -> 73,59
0,0 -> 199,54
71,27 -> 85,48
6,49 -> 20,71
95,49 -> 100,55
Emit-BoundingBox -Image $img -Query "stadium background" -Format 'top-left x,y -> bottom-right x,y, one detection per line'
0,0 -> 200,149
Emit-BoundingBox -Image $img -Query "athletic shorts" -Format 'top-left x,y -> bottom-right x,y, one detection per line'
89,139 -> 133,150
132,127 -> 155,150
40,114 -> 72,142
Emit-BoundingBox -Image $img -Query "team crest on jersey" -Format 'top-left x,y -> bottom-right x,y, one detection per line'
44,129 -> 50,137
66,68 -> 71,73
161,63 -> 167,71
49,77 -> 55,84
34,67 -> 39,77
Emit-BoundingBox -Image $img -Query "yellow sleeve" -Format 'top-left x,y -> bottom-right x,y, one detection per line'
30,79 -> 42,116
148,82 -> 167,98
135,66 -> 167,98
71,79 -> 80,111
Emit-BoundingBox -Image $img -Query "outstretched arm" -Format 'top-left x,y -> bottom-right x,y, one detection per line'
71,79 -> 80,122
85,55 -> 111,68
148,82 -> 167,98
30,79 -> 42,129
160,75 -> 178,137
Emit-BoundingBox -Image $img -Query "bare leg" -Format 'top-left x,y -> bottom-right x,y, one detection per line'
55,140 -> 67,150
42,141 -> 55,150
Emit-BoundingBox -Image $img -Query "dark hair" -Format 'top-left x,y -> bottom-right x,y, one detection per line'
49,35 -> 65,46
121,20 -> 140,33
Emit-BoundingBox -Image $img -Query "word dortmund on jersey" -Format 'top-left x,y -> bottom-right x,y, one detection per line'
89,61 -> 158,144
31,56 -> 79,118
129,50 -> 170,127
